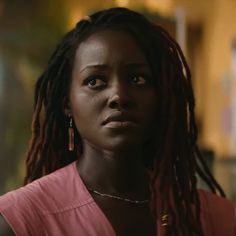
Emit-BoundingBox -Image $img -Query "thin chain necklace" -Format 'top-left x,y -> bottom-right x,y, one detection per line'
88,187 -> 150,204
88,188 -> 169,226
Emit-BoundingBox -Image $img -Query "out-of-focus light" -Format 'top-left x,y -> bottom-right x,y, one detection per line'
68,10 -> 83,29
0,1 -> 4,16
0,55 -> 4,101
116,0 -> 130,7
146,0 -> 173,16
230,40 -> 236,155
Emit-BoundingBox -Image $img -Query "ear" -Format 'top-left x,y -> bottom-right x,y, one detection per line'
64,102 -> 72,116
62,97 -> 71,116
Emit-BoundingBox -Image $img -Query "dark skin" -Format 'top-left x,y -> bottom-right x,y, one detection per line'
0,30 -> 158,235
70,30 -> 158,235
0,215 -> 15,235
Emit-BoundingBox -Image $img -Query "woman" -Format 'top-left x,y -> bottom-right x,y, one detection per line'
0,7 -> 235,236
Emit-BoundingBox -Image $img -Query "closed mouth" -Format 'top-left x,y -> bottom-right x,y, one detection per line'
102,112 -> 138,127
103,120 -> 137,129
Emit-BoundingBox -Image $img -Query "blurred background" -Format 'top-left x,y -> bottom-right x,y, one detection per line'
0,0 -> 236,204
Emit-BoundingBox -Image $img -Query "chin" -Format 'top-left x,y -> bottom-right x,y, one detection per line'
104,137 -> 144,152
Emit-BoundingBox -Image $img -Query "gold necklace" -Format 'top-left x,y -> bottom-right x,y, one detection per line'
88,187 -> 150,204
88,188 -> 169,226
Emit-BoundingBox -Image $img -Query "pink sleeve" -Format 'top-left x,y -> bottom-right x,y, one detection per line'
0,189 -> 45,236
235,206 -> 236,234
200,190 -> 236,236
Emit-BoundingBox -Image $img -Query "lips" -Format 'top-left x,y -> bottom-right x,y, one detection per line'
102,111 -> 138,128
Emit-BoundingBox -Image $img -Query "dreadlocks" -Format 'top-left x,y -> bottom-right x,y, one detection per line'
24,7 -> 225,236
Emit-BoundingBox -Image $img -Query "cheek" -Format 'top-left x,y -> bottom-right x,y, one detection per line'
70,92 -> 90,128
141,92 -> 158,121
69,92 -> 103,133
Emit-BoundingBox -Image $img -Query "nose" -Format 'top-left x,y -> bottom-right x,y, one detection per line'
107,81 -> 134,110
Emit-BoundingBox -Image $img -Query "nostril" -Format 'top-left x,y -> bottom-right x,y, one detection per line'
108,94 -> 134,109
109,101 -> 118,109
108,94 -> 122,108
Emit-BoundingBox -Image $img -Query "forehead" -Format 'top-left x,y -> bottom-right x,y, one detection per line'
73,30 -> 148,70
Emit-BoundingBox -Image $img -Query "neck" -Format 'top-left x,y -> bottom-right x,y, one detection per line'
76,141 -> 150,199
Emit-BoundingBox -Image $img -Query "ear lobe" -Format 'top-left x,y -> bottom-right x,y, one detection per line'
64,102 -> 72,116
61,96 -> 70,114
64,107 -> 71,116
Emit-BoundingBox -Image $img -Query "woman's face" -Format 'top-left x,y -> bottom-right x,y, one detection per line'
70,30 -> 158,152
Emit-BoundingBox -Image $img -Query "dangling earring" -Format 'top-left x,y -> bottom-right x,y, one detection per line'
68,116 -> 74,151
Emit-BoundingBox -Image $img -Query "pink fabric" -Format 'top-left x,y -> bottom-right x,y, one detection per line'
0,161 -> 235,236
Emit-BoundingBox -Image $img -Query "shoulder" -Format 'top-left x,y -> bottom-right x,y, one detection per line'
0,161 -> 90,214
199,189 -> 236,235
199,189 -> 235,214
0,214 -> 15,236
0,161 -> 92,235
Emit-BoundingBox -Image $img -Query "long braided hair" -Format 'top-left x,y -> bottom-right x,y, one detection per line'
24,7 -> 225,236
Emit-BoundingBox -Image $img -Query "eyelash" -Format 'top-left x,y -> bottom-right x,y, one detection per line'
130,75 -> 148,85
84,76 -> 107,89
83,74 -> 150,90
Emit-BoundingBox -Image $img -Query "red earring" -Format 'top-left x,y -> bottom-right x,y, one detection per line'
68,116 -> 74,151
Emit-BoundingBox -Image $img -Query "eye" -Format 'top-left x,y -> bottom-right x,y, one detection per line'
85,77 -> 106,89
130,75 -> 147,85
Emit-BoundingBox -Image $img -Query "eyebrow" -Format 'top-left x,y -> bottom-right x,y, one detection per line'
79,63 -> 150,73
80,64 -> 109,73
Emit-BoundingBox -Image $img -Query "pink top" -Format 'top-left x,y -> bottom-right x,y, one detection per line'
0,161 -> 235,236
